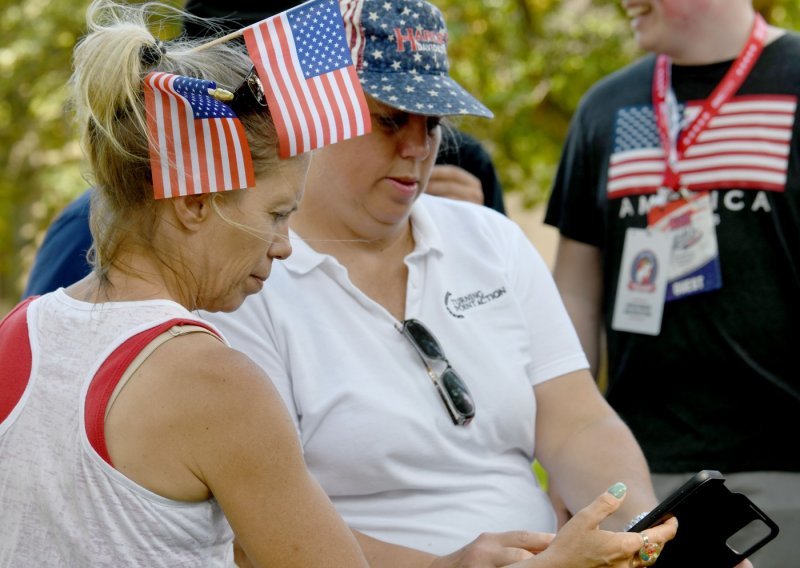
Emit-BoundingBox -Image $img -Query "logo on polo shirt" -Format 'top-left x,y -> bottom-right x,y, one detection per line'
444,287 -> 507,319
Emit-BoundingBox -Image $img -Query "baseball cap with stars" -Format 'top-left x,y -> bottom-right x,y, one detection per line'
339,0 -> 493,118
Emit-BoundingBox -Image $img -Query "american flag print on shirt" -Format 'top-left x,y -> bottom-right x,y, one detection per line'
243,0 -> 370,159
606,94 -> 797,199
144,72 -> 255,200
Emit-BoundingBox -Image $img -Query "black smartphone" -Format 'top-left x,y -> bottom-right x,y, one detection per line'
627,470 -> 779,567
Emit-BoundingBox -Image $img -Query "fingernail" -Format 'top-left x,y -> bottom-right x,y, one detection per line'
608,482 -> 627,499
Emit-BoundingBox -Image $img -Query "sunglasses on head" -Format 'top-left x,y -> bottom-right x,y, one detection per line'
230,66 -> 267,113
397,318 -> 475,426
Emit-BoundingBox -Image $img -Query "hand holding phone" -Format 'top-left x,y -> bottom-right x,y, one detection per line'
628,470 -> 779,567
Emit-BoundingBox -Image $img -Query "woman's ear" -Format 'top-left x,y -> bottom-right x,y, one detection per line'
170,194 -> 213,231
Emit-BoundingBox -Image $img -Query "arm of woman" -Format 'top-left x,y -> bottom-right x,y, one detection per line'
533,369 -> 659,531
191,345 -> 371,567
354,530 -> 556,568
105,334 -> 368,568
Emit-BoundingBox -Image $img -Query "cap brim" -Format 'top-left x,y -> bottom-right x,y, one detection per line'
358,70 -> 493,119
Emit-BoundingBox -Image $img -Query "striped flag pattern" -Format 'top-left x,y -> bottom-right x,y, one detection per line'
144,72 -> 255,200
243,0 -> 370,159
607,94 -> 797,199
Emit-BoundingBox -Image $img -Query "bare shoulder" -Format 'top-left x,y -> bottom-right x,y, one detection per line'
105,330 -> 300,497
104,329 -> 369,567
144,331 -> 283,412
148,333 -> 302,470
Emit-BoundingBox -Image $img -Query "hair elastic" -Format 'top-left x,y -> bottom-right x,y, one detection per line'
140,40 -> 166,67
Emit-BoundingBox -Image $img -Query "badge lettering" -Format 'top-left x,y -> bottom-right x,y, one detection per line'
671,275 -> 705,297
618,190 -> 772,219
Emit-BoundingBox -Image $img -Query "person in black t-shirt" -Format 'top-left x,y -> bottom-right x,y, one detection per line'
545,1 -> 798,566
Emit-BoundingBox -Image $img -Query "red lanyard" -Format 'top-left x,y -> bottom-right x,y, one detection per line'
652,13 -> 768,190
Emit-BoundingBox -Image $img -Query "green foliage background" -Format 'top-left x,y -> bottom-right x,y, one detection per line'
2,0 -> 799,314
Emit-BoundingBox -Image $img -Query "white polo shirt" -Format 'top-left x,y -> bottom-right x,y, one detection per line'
204,194 -> 588,555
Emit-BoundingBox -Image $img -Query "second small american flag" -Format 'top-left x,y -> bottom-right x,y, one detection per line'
244,0 -> 371,158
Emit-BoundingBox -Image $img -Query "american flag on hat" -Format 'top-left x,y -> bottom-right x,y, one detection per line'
144,72 -> 255,199
243,0 -> 371,159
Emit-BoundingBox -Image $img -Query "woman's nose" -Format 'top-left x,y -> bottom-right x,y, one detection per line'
269,233 -> 293,260
397,116 -> 432,160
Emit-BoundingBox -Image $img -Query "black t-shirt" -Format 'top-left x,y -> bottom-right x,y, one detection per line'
546,34 -> 800,473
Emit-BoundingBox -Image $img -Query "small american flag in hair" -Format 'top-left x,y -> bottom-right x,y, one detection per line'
243,0 -> 371,159
144,72 -> 255,199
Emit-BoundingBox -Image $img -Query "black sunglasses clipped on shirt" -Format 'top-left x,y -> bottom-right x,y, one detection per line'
397,319 -> 475,426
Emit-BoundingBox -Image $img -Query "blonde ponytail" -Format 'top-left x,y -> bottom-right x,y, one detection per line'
69,0 -> 279,283
72,1 -> 158,168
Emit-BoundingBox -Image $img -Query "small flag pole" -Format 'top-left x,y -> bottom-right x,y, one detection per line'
189,28 -> 246,53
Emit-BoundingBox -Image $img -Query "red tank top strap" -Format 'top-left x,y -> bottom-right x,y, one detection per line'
0,297 -> 38,425
84,318 -> 220,465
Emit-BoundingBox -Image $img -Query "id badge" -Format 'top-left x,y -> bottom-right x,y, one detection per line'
611,228 -> 674,336
647,192 -> 722,302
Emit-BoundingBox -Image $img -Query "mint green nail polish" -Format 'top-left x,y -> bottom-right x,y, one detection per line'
608,482 -> 627,498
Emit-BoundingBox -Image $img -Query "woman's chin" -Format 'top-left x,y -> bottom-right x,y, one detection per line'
208,286 -> 259,314
247,275 -> 266,293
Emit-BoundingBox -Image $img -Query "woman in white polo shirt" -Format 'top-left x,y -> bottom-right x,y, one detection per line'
203,0 -> 677,566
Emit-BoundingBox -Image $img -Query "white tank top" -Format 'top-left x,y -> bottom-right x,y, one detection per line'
0,290 -> 234,566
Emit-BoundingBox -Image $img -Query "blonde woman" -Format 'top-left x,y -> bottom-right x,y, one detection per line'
0,1 -> 366,565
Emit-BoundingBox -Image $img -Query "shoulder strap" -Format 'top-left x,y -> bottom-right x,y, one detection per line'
0,297 -> 37,426
85,318 -> 222,465
104,325 -> 221,421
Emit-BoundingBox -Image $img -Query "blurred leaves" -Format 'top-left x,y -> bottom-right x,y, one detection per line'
1,0 -> 799,311
1,0 -> 87,306
442,0 -> 640,208
0,0 -> 181,311
439,0 -> 800,210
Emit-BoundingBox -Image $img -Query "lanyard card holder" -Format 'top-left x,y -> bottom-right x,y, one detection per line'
628,470 -> 780,567
647,192 -> 722,302
611,227 -> 673,336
